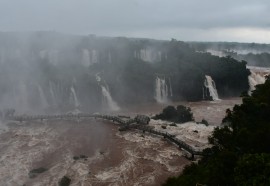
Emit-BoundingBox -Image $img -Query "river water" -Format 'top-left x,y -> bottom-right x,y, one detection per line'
0,98 -> 241,185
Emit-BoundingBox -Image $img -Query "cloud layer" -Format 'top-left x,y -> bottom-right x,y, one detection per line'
0,0 -> 269,42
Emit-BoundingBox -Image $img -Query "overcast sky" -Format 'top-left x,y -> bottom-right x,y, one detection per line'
0,0 -> 269,43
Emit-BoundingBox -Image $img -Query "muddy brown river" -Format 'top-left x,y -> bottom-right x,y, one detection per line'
0,98 -> 241,186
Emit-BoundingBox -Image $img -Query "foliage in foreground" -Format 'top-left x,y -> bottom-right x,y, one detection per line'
163,76 -> 270,186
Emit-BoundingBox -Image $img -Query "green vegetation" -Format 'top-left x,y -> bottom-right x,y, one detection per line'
189,41 -> 270,67
233,52 -> 270,67
163,76 -> 270,186
153,105 -> 194,123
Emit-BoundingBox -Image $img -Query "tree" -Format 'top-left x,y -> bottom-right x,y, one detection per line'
153,105 -> 193,123
163,75 -> 270,186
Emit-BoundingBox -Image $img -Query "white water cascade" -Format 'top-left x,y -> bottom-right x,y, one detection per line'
101,86 -> 120,111
248,71 -> 266,94
155,76 -> 169,103
49,82 -> 57,106
96,74 -> 120,111
204,75 -> 220,101
70,86 -> 80,108
82,49 -> 90,67
38,85 -> 49,109
17,83 -> 29,113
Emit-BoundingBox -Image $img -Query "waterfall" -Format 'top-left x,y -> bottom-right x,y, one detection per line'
70,86 -> 80,108
248,71 -> 266,94
169,77 -> 173,97
96,74 -> 120,111
101,86 -> 120,111
18,82 -> 29,113
108,51 -> 112,63
48,50 -> 58,65
91,50 -> 98,64
204,75 -> 220,101
155,76 -> 169,103
82,49 -> 90,66
49,82 -> 57,105
38,85 -> 49,109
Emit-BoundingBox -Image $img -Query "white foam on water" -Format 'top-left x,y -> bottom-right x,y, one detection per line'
150,119 -> 215,149
0,124 -> 60,185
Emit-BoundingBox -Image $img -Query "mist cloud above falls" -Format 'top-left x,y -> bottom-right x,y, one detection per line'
0,0 -> 269,42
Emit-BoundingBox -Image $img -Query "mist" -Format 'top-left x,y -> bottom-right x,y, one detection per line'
0,31 -> 253,115
1,1 -> 270,185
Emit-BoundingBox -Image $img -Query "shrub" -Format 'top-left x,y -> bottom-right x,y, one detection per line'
153,105 -> 194,123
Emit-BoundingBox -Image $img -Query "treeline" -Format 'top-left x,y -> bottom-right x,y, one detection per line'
163,76 -> 270,186
189,41 -> 270,67
229,52 -> 270,67
189,41 -> 270,54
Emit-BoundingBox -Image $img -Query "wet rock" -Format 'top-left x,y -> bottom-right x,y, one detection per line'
73,156 -> 79,160
73,155 -> 88,161
28,167 -> 47,178
99,151 -> 105,155
59,176 -> 71,186
79,155 -> 88,159
169,123 -> 177,127
161,125 -> 167,129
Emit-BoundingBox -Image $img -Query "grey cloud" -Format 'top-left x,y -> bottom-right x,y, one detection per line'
0,0 -> 269,42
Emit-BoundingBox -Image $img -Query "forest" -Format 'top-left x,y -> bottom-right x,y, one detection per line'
164,76 -> 270,186
189,41 -> 270,67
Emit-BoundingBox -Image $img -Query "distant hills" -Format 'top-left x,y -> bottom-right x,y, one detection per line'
189,42 -> 270,67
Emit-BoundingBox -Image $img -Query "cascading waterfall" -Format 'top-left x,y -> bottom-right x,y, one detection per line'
96,74 -> 120,111
169,78 -> 173,97
91,50 -> 98,64
49,82 -> 57,106
101,86 -> 120,111
70,86 -> 80,108
18,82 -> 29,113
248,71 -> 266,94
108,51 -> 112,63
204,75 -> 220,101
155,76 -> 169,103
38,85 -> 49,109
82,49 -> 90,66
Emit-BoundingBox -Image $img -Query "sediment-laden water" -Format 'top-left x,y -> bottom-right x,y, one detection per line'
0,98 -> 241,185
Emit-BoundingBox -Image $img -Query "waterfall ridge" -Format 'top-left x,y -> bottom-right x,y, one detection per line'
96,74 -> 120,111
70,86 -> 80,108
155,76 -> 169,103
204,75 -> 220,101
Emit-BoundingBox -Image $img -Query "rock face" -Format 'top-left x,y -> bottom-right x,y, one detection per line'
135,115 -> 151,125
0,32 -> 250,114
